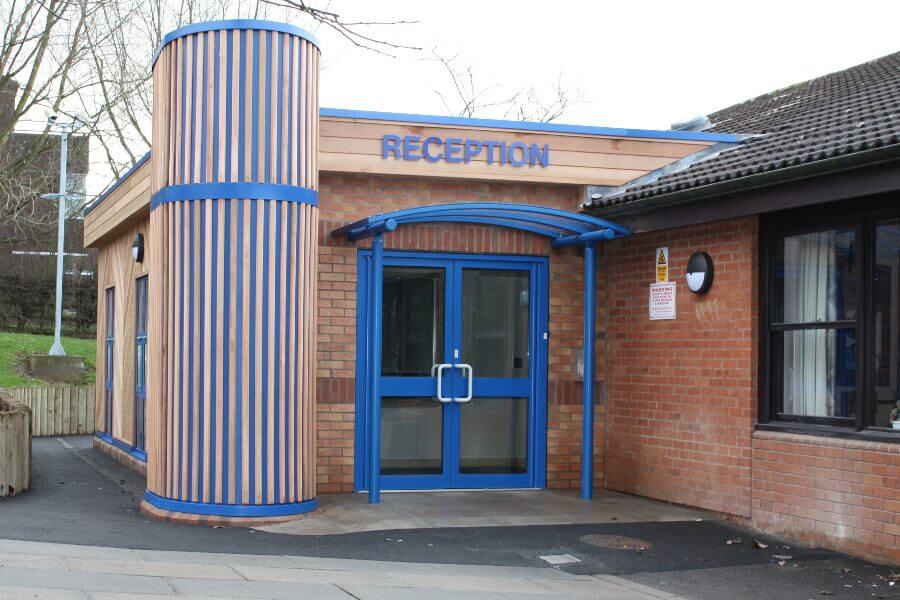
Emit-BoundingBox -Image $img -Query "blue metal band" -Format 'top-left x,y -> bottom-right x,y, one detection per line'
320,108 -> 742,144
96,432 -> 147,463
153,19 -> 320,67
150,183 -> 318,209
143,490 -> 318,518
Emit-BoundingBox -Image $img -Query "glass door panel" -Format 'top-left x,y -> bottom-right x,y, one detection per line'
377,263 -> 452,489
381,397 -> 443,475
461,269 -> 530,378
451,263 -> 534,488
382,267 -> 444,377
458,397 -> 528,474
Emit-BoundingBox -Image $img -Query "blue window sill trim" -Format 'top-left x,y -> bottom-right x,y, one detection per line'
95,432 -> 147,463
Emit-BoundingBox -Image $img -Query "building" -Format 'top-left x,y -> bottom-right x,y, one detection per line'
0,80 -> 94,335
586,51 -> 900,565
83,19 -> 898,563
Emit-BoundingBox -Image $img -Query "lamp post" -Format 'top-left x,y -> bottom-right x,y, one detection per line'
43,115 -> 87,356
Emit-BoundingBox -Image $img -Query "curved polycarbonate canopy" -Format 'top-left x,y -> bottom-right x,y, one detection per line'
332,202 -> 630,248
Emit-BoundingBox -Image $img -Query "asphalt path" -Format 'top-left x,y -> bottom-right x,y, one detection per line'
0,436 -> 894,600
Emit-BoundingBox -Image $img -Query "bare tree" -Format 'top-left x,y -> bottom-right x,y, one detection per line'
432,50 -> 579,123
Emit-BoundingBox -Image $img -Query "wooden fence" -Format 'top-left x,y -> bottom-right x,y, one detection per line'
0,386 -> 94,436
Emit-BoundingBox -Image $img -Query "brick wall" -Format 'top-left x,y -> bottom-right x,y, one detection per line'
752,430 -> 900,565
314,173 -> 603,492
602,217 -> 758,517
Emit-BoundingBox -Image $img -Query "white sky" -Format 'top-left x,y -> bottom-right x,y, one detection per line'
314,0 -> 900,129
84,0 -> 900,196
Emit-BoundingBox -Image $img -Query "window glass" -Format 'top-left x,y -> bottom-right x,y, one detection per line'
777,329 -> 856,419
874,220 -> 900,430
775,228 -> 856,323
380,397 -> 442,475
461,269 -> 530,378
381,267 -> 444,376
459,397 -> 527,474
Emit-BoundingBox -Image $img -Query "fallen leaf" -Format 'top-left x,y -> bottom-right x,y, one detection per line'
726,538 -> 742,545
752,540 -> 769,549
820,592 -> 834,596
772,554 -> 793,561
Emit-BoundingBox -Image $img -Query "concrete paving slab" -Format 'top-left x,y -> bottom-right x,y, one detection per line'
0,585 -> 89,599
260,489 -> 706,536
134,549 -> 300,569
64,556 -> 242,580
0,566 -> 175,595
167,577 -> 353,599
231,564 -> 408,586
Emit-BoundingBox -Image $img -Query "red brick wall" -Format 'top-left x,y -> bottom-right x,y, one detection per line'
314,173 -> 603,492
602,217 -> 759,517
752,430 -> 900,565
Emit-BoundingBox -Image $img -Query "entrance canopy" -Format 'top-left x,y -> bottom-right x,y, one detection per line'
334,202 -> 630,505
332,202 -> 631,248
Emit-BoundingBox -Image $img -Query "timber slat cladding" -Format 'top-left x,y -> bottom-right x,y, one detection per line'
1,387 -> 95,436
147,24 -> 319,512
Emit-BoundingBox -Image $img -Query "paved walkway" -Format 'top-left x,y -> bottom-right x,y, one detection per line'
0,539 -> 683,599
262,489 -> 706,535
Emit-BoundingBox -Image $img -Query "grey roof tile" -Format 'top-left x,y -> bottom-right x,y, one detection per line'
591,52 -> 900,209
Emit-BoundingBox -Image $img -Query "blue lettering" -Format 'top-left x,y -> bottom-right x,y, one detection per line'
483,141 -> 500,164
464,139 -> 483,163
384,134 -> 550,167
422,136 -> 443,162
529,143 -> 549,167
508,142 -> 528,167
445,138 -> 463,163
382,134 -> 401,159
403,135 -> 422,161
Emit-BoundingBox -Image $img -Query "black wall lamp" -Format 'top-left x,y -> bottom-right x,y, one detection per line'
686,251 -> 713,294
132,233 -> 145,263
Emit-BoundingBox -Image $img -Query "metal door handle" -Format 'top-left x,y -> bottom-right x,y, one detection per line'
434,363 -> 453,403
453,363 -> 473,403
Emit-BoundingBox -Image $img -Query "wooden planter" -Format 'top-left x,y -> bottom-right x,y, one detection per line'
0,397 -> 31,497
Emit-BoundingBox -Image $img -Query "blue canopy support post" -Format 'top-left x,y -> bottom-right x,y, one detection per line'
581,242 -> 596,500
369,233 -> 385,504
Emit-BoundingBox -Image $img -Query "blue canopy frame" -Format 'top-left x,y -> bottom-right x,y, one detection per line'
333,202 -> 630,503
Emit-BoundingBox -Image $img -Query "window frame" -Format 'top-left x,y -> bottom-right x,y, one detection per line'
758,195 -> 899,442
104,286 -> 115,435
134,276 -> 148,452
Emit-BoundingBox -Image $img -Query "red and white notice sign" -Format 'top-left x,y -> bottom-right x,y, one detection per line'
649,282 -> 676,320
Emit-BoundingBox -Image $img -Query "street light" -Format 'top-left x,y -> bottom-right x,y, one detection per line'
44,114 -> 88,356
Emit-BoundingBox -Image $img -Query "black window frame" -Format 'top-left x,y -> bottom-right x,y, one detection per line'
758,195 -> 899,442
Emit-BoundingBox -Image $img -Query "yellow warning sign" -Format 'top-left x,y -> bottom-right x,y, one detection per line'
655,247 -> 669,283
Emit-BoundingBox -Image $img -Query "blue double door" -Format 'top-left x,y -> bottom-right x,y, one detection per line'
357,251 -> 548,491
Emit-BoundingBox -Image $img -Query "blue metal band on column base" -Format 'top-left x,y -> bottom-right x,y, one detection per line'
143,490 -> 318,517
150,183 -> 318,210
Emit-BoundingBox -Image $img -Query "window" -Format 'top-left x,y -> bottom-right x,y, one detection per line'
104,287 -> 115,434
760,197 -> 899,439
134,277 -> 148,452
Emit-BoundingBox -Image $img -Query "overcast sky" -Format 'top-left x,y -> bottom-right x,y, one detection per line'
312,0 -> 899,130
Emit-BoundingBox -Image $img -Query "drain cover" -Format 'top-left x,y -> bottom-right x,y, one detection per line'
580,534 -> 652,550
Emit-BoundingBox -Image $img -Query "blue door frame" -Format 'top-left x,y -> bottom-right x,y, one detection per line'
354,250 -> 549,492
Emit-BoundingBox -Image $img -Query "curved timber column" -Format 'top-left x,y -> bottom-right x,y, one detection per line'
143,20 -> 320,520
